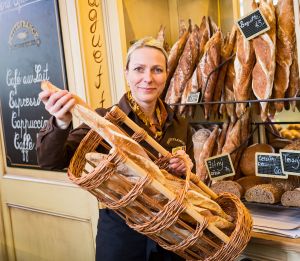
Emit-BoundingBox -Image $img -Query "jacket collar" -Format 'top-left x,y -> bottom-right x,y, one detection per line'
117,93 -> 176,131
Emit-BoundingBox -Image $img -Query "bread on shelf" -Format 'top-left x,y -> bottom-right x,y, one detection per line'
281,189 -> 300,207
239,143 -> 275,176
211,180 -> 244,198
245,184 -> 284,204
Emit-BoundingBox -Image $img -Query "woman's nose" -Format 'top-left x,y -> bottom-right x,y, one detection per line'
143,70 -> 153,82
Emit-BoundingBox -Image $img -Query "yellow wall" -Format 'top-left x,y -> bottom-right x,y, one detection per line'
121,0 -> 235,47
122,0 -> 171,46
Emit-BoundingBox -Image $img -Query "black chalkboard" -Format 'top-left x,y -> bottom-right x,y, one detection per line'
205,153 -> 235,180
280,150 -> 300,176
0,0 -> 67,168
255,153 -> 287,179
236,9 -> 270,40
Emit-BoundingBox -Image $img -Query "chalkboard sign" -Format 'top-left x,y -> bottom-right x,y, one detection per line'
255,153 -> 287,179
205,153 -> 235,180
236,9 -> 270,40
280,150 -> 300,176
0,0 -> 67,168
186,92 -> 200,104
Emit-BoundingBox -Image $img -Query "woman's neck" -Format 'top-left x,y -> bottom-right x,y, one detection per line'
139,102 -> 156,119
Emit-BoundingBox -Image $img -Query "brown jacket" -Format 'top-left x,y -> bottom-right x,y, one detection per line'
36,94 -> 194,171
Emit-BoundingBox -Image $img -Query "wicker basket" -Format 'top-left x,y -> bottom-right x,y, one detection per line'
41,81 -> 252,260
68,129 -> 252,261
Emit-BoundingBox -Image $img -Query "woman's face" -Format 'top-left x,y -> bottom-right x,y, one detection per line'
125,47 -> 167,108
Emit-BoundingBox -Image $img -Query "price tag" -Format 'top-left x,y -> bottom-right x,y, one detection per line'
205,153 -> 235,181
236,9 -> 270,40
280,150 -> 300,176
255,153 -> 287,179
186,92 -> 200,104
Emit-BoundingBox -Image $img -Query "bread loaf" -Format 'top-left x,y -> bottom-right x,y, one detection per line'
240,143 -> 275,176
281,189 -> 300,207
284,139 -> 300,150
245,184 -> 284,204
237,176 -> 268,192
211,180 -> 244,198
271,177 -> 299,192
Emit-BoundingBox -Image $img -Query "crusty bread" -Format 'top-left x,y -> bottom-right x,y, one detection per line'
211,180 -> 244,198
240,143 -> 275,176
271,177 -> 300,192
245,184 -> 284,204
284,139 -> 300,150
237,176 -> 268,192
281,189 -> 300,207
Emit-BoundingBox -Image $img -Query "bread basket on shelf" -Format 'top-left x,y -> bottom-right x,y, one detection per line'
42,81 -> 253,261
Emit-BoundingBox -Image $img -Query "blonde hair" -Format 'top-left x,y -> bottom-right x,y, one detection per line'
125,37 -> 168,70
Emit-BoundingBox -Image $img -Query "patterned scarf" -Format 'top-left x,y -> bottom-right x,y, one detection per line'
127,91 -> 168,140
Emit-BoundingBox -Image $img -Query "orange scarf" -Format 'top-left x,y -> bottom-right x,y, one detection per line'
127,91 -> 167,140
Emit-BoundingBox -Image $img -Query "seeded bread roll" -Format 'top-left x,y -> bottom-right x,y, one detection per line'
281,189 -> 300,207
240,143 -> 275,176
237,176 -> 268,192
245,184 -> 284,204
211,181 -> 244,198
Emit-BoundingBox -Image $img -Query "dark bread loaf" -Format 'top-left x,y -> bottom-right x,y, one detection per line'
240,143 -> 275,176
237,176 -> 268,192
271,176 -> 300,192
211,181 -> 244,198
281,189 -> 300,207
245,184 -> 284,204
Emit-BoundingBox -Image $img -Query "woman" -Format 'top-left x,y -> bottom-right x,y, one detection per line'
37,37 -> 194,261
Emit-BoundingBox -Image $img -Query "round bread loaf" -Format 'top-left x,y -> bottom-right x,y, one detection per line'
281,189 -> 300,207
245,184 -> 284,204
237,176 -> 268,192
240,143 -> 275,176
211,181 -> 244,198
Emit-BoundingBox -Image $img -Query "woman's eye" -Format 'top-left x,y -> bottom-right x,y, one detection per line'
134,67 -> 144,73
153,67 -> 163,73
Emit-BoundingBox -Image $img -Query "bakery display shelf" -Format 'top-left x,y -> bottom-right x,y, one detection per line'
169,97 -> 300,107
243,200 -> 300,211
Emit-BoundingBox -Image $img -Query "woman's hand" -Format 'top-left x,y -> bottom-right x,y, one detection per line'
39,89 -> 75,129
168,149 -> 194,177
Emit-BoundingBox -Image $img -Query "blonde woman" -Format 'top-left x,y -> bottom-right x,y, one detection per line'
37,37 -> 194,261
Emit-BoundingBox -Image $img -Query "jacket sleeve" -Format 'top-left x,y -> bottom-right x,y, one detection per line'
36,108 -> 108,170
36,116 -> 90,170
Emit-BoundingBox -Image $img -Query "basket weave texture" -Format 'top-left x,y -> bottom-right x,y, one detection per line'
68,129 -> 252,261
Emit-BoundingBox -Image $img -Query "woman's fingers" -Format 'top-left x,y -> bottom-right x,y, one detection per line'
39,89 -> 75,127
48,92 -> 74,115
54,98 -> 76,119
38,90 -> 52,103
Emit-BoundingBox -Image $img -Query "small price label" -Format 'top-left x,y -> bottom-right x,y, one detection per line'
186,92 -> 200,104
280,150 -> 300,176
205,153 -> 235,181
236,9 -> 270,40
255,153 -> 287,179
